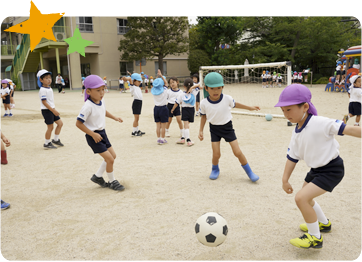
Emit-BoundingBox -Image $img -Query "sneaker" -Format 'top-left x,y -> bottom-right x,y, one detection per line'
132,131 -> 142,136
209,166 -> 220,180
3,114 -> 8,117
165,130 -> 170,137
108,180 -> 125,191
300,219 -> 331,233
343,115 -> 349,124
177,138 -> 185,144
157,139 -> 161,144
90,174 -> 108,188
354,123 -> 360,126
289,233 -> 323,249
187,140 -> 194,147
1,200 -> 10,210
44,142 -> 57,149
52,139 -> 64,146
9,113 -> 13,117
62,91 -> 65,94
137,130 -> 145,135
196,111 -> 199,116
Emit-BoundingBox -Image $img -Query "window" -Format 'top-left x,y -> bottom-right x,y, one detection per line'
120,62 -> 134,76
155,61 -> 167,76
118,19 -> 130,35
77,17 -> 93,32
81,63 -> 91,77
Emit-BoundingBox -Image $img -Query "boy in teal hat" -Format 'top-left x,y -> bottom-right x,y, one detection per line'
198,72 -> 260,181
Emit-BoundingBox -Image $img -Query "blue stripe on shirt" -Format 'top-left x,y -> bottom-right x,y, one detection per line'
287,154 -> 299,163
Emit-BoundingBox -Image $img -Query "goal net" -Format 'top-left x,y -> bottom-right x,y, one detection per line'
199,61 -> 292,118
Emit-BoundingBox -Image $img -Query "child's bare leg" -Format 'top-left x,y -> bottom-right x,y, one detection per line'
166,117 -> 172,129
45,124 -> 54,140
54,119 -> 63,135
99,149 -> 115,173
229,140 -> 247,165
211,142 -> 221,165
1,140 -> 5,151
156,122 -> 161,137
176,116 -> 183,129
356,115 -> 360,123
133,114 -> 140,128
160,122 -> 166,138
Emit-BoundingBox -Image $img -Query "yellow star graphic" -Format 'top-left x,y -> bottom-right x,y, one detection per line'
5,1 -> 64,51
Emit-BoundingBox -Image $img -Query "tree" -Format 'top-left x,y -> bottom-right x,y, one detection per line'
188,49 -> 211,74
118,17 -> 189,73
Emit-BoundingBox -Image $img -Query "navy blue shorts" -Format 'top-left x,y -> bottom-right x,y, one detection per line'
210,121 -> 237,142
167,103 -> 181,117
262,79 -> 266,82
85,129 -> 112,154
181,107 -> 195,123
349,102 -> 361,116
196,92 -> 200,102
305,156 -> 344,192
119,84 -> 124,89
2,95 -> 10,104
41,109 -> 61,125
336,70 -> 341,75
342,70 -> 346,75
132,99 -> 142,115
154,105 -> 169,123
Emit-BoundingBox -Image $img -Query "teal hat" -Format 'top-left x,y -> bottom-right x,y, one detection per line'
151,78 -> 165,95
204,72 -> 224,88
131,73 -> 142,82
182,93 -> 196,106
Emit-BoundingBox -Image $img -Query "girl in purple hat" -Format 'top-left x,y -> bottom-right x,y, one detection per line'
76,75 -> 125,191
275,84 -> 361,249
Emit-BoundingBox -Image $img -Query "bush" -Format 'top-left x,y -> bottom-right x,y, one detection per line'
188,49 -> 211,75
315,77 -> 329,84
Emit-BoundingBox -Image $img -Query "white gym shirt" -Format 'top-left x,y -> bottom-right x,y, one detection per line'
39,87 -> 55,109
167,89 -> 183,104
77,99 -> 106,131
175,88 -> 200,108
153,87 -> 169,106
200,94 -> 235,125
287,115 -> 346,168
348,86 -> 362,103
129,84 -> 143,100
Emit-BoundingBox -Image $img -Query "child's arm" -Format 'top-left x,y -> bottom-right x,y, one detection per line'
282,159 -> 297,194
157,69 -> 168,87
234,102 -> 260,111
170,103 -> 179,114
192,83 -> 203,89
198,114 -> 207,141
1,132 -> 10,147
342,125 -> 361,138
122,76 -> 133,85
106,110 -> 123,123
42,100 -> 60,116
76,120 -> 102,143
1,92 -> 8,99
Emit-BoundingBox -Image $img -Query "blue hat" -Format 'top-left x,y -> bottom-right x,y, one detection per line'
182,93 -> 196,106
266,70 -> 269,73
337,61 -> 342,65
151,78 -> 165,95
131,73 -> 142,82
141,72 -> 144,74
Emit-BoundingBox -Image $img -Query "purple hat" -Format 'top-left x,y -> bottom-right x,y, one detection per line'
274,84 -> 318,115
1,79 -> 9,84
83,75 -> 105,102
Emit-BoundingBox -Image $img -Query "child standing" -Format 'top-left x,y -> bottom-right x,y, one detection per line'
1,80 -> 12,117
272,72 -> 277,87
76,75 -> 125,191
261,70 -> 267,88
165,76 -> 184,139
198,72 -> 260,181
144,76 -> 149,93
277,73 -> 283,87
123,72 -> 146,136
103,76 -> 109,93
151,69 -> 169,145
6,79 -> 16,108
275,83 -> 361,249
193,74 -> 201,116
119,77 -> 125,93
37,69 -> 64,149
171,78 -> 201,146
266,70 -> 271,87
343,75 -> 361,126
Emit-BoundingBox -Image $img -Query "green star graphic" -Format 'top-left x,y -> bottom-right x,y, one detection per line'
64,27 -> 94,57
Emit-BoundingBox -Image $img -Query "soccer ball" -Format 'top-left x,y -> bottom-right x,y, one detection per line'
195,212 -> 228,247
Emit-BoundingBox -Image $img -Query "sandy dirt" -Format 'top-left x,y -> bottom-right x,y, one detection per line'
1,84 -> 360,260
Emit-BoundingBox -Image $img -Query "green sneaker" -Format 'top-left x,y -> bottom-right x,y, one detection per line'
300,219 -> 331,233
290,233 -> 323,249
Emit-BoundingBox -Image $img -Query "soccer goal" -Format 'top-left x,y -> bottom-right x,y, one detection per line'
199,61 -> 292,118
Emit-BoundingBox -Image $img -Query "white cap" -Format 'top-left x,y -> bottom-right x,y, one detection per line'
350,75 -> 360,85
37,69 -> 52,78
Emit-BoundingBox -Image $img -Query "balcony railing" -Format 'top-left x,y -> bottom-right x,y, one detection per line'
1,44 -> 16,56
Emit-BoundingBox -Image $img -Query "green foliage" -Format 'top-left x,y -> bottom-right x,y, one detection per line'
119,17 -> 189,72
188,49 -> 211,74
315,77 -> 330,84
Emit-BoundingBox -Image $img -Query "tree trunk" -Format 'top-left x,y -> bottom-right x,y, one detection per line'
158,55 -> 164,74
290,30 -> 300,60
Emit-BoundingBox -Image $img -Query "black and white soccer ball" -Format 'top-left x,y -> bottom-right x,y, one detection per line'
195,212 -> 228,247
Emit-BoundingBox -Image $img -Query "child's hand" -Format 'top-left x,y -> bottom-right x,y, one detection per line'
250,106 -> 260,111
282,182 -> 293,194
2,137 -> 10,147
52,109 -> 60,116
115,117 -> 123,123
92,132 -> 102,143
157,69 -> 162,77
198,131 -> 204,141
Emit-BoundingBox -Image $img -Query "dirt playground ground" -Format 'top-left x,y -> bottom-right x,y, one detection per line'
1,84 -> 361,260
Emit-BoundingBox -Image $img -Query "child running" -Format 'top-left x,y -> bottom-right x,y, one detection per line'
343,75 -> 361,126
171,78 -> 201,146
1,80 -> 11,117
165,76 -> 184,139
37,69 -> 64,149
123,71 -> 146,137
198,72 -> 260,181
76,75 -> 125,191
275,83 -> 361,249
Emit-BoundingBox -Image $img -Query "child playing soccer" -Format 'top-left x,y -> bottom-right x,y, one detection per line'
151,70 -> 169,144
123,71 -> 146,137
275,83 -> 361,249
171,78 -> 201,146
37,69 -> 64,149
198,72 -> 260,181
1,79 -> 11,117
76,75 -> 125,191
165,76 -> 184,139
343,75 -> 361,126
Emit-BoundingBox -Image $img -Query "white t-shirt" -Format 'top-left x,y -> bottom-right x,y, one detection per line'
336,65 -> 341,71
56,76 -> 63,84
353,64 -> 360,70
261,74 -> 267,79
1,87 -> 10,96
267,73 -> 271,78
175,88 -> 200,108
103,80 -> 107,87
348,87 -> 362,103
39,87 -> 55,109
77,99 -> 106,131
272,75 -> 277,80
144,79 -> 149,84
119,80 -> 124,85
278,76 -> 283,81
129,84 -> 143,100
287,115 -> 346,168
167,88 -> 183,104
153,87 -> 169,106
293,75 -> 298,80
298,75 -> 303,80
200,94 -> 235,125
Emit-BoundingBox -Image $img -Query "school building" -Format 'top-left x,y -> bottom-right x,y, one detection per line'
1,16 -> 190,90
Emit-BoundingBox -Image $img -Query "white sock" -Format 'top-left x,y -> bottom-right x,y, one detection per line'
184,129 -> 190,139
53,134 -> 59,142
313,201 -> 328,225
133,127 -> 137,132
9,109 -> 12,114
107,172 -> 115,183
165,129 -> 169,132
181,129 -> 184,138
45,139 -> 51,144
136,126 -> 139,131
95,161 -> 107,178
355,122 -> 359,126
306,221 -> 320,239
5,110 -> 8,114
158,137 -> 161,140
